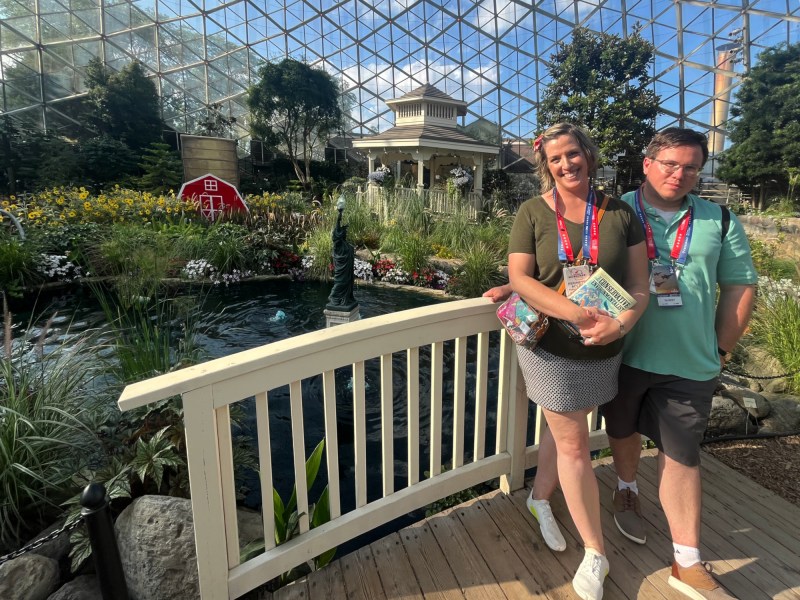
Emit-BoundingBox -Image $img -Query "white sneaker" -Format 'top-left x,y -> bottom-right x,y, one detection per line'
526,494 -> 567,551
572,549 -> 609,600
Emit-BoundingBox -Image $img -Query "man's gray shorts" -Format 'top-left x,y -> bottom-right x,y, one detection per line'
602,364 -> 718,467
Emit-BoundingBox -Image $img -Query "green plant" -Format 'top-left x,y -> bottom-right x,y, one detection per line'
749,279 -> 800,392
430,206 -> 476,256
240,439 -> 335,587
388,192 -> 431,236
447,243 -> 504,298
0,297 -> 107,552
204,222 -> 251,274
338,195 -> 382,248
304,226 -> 334,281
396,233 -> 431,274
0,234 -> 42,296
748,236 -> 798,282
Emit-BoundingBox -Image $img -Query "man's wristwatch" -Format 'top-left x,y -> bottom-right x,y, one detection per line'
718,346 -> 730,360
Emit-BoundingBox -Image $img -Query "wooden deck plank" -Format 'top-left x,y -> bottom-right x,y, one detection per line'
592,463 -> 700,600
698,452 -> 800,557
477,490 -> 578,600
265,451 -> 800,600
371,532 -> 426,598
339,544 -> 386,600
272,579 -> 309,600
639,449 -> 800,564
699,450 -> 800,523
633,452 -> 800,599
503,488 -> 632,600
306,560 -> 346,600
452,491 -> 552,599
513,483 -> 666,600
617,453 -> 782,600
427,505 -> 509,600
399,521 -> 466,600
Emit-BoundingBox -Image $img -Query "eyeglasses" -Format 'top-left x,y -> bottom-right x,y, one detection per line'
650,158 -> 701,177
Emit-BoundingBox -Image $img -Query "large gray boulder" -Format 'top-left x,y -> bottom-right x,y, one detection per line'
114,495 -> 266,600
115,496 -> 199,600
0,553 -> 59,600
759,394 -> 800,434
706,394 -> 755,438
46,576 -> 101,600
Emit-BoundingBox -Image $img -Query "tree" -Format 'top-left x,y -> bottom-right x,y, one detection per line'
84,59 -> 163,152
538,27 -> 660,188
196,102 -> 238,138
247,59 -> 343,191
717,43 -> 800,210
138,142 -> 184,194
78,136 -> 139,189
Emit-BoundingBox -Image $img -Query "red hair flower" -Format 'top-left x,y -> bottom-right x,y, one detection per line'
533,134 -> 544,152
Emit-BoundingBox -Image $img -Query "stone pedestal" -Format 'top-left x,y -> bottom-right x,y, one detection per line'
324,306 -> 360,328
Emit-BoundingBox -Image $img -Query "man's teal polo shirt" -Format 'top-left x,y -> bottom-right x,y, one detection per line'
620,191 -> 757,381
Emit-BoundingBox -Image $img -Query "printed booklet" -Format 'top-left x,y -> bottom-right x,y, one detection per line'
568,267 -> 636,316
559,268 -> 636,337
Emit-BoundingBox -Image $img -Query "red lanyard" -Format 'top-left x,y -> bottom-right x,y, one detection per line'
554,188 -> 599,264
634,187 -> 694,265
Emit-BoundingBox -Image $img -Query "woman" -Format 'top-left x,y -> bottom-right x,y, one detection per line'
502,123 -> 649,600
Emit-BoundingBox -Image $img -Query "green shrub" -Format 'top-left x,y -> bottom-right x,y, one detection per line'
397,233 -> 431,274
447,243 -> 504,298
0,234 -> 41,296
430,206 -> 476,256
749,280 -> 800,392
338,195 -> 382,248
204,222 -> 251,274
748,236 -> 798,281
304,226 -> 334,281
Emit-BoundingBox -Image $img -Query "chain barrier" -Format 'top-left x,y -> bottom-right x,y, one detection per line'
723,365 -> 800,380
0,516 -> 84,566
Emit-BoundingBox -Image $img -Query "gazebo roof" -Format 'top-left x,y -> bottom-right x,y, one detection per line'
386,84 -> 468,116
354,123 -> 492,148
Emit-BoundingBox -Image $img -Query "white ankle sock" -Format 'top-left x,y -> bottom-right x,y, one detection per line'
617,478 -> 639,495
673,543 -> 701,567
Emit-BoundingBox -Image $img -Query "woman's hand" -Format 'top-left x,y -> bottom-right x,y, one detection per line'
578,313 -> 622,346
483,284 -> 513,303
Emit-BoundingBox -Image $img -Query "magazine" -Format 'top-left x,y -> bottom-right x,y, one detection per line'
559,268 -> 636,338
568,267 -> 636,317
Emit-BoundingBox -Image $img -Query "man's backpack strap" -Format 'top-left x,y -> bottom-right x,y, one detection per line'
720,204 -> 731,242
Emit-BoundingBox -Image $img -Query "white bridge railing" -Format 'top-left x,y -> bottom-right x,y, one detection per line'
118,297 -> 609,599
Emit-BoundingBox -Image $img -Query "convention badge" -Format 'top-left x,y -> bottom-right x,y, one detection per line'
563,264 -> 592,296
649,263 -> 683,307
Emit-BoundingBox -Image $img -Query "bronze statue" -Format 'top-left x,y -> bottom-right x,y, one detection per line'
326,200 -> 357,311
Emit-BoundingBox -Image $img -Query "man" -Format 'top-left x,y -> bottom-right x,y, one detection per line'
602,128 -> 757,600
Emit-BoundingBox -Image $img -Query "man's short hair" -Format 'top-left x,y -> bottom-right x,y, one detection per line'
645,128 -> 709,166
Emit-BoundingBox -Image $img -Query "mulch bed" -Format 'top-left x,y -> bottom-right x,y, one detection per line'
703,435 -> 800,506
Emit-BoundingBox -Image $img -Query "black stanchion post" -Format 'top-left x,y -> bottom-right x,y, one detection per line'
80,483 -> 130,600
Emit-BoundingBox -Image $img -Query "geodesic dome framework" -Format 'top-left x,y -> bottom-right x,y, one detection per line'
1,0 -> 798,152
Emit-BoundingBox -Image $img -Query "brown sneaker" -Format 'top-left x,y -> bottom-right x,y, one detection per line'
612,489 -> 646,544
668,561 -> 738,600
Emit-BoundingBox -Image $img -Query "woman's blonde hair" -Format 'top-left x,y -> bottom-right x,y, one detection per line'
533,123 -> 599,192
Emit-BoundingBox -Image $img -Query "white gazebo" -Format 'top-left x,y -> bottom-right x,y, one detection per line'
352,84 -> 499,202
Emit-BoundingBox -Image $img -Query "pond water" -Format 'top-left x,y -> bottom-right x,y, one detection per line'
10,280 -> 522,553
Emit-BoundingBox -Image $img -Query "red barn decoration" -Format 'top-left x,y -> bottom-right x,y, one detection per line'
178,173 -> 248,221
